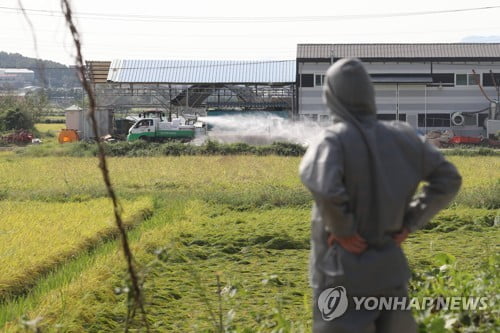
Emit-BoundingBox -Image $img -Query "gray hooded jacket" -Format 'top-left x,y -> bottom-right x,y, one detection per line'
299,58 -> 462,294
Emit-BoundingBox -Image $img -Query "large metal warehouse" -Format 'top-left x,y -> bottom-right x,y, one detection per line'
297,43 -> 500,136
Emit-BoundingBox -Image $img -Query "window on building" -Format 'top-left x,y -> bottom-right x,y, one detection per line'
431,73 -> 454,86
315,74 -> 326,86
315,75 -> 321,86
377,114 -> 396,121
300,74 -> 314,87
456,73 -> 481,86
482,73 -> 500,87
319,114 -> 330,122
478,113 -> 489,128
376,114 -> 406,121
418,113 -> 451,127
456,74 -> 467,86
468,74 -> 480,86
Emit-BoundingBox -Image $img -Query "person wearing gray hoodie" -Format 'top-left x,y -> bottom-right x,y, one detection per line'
299,58 -> 462,333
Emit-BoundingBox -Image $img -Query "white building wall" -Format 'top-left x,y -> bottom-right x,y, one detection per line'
65,110 -> 112,139
298,61 -> 500,135
0,69 -> 35,87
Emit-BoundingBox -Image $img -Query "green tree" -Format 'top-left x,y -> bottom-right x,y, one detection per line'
0,108 -> 34,131
24,90 -> 49,122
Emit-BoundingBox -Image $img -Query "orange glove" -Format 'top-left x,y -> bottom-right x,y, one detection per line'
328,233 -> 367,254
392,228 -> 410,247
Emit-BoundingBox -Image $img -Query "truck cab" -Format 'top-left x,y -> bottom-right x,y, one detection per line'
127,118 -> 157,141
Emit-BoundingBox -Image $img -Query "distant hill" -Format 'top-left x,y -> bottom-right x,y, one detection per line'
0,51 -> 81,88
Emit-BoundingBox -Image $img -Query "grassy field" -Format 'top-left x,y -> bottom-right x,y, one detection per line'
0,153 -> 498,332
32,123 -> 64,146
34,123 -> 65,134
0,198 -> 153,300
0,155 -> 497,207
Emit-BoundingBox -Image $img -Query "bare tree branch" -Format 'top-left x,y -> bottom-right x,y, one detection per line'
472,69 -> 494,103
59,1 -> 149,331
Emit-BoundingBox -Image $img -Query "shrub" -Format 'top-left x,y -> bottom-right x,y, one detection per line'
0,108 -> 34,131
453,181 -> 500,209
443,148 -> 499,157
23,140 -> 307,157
411,254 -> 499,332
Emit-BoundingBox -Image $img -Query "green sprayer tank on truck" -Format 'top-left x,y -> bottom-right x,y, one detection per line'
127,111 -> 206,142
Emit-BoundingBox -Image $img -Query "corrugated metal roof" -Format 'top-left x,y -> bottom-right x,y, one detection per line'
106,60 -> 296,84
297,43 -> 500,60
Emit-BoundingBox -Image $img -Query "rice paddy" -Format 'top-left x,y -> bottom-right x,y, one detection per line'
0,198 -> 153,299
0,151 -> 498,332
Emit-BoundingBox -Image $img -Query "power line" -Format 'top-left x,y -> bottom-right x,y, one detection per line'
0,5 -> 499,23
3,25 -> 500,38
0,59 -> 298,70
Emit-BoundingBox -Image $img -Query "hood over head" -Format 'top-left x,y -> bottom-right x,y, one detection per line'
323,58 -> 376,120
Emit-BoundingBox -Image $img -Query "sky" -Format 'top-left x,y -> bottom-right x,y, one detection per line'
1,0 -> 500,65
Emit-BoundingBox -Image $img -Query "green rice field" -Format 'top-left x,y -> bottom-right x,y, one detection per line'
0,153 -> 498,332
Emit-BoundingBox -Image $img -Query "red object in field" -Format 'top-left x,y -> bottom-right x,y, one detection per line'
1,130 -> 34,144
448,136 -> 482,144
488,138 -> 500,147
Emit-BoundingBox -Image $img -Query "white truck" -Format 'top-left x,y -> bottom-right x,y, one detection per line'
127,111 -> 205,142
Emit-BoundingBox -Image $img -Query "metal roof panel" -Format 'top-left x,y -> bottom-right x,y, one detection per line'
107,59 -> 296,84
297,43 -> 500,60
